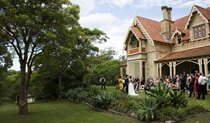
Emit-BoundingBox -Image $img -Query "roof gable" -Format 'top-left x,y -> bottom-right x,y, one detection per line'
131,26 -> 146,40
136,16 -> 165,43
196,5 -> 210,21
173,16 -> 190,41
123,25 -> 145,49
185,5 -> 210,29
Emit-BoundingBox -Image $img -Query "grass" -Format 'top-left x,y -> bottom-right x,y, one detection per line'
1,86 -> 210,123
91,85 -> 146,98
0,100 -> 143,123
181,92 -> 210,123
91,85 -> 117,93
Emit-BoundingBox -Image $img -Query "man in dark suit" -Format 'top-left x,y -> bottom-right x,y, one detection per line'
124,75 -> 129,93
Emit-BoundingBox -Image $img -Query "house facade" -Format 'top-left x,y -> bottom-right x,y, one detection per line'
122,5 -> 210,79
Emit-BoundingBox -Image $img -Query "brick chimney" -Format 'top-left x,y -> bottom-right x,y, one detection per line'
161,6 -> 174,41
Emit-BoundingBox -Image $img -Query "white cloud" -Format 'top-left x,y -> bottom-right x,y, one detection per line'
79,13 -> 118,30
105,19 -> 132,58
70,0 -> 96,15
134,0 -> 210,9
99,0 -> 134,8
80,13 -> 132,58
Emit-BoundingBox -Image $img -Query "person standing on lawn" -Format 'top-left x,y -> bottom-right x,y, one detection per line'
198,73 -> 207,99
100,77 -> 106,90
194,74 -> 199,99
118,76 -> 123,91
124,75 -> 129,93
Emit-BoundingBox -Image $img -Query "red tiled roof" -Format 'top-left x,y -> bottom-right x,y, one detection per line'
195,5 -> 210,21
174,16 -> 189,31
181,29 -> 190,41
133,5 -> 209,44
131,26 -> 146,39
136,16 -> 166,42
174,16 -> 190,41
156,45 -> 210,62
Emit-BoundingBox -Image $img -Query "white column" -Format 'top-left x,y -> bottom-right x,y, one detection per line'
203,58 -> 208,76
198,59 -> 203,73
169,62 -> 173,78
156,63 -> 159,77
127,61 -> 130,75
159,63 -> 162,77
139,61 -> 142,79
173,62 -> 176,76
120,67 -> 123,78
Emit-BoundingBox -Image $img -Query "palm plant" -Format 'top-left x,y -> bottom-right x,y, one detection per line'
66,87 -> 87,102
90,92 -> 113,110
138,97 -> 159,121
169,90 -> 187,108
146,83 -> 171,108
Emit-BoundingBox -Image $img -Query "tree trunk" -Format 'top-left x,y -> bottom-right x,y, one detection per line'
18,64 -> 28,114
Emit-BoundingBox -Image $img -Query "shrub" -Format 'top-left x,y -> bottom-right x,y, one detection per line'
86,87 -> 100,96
110,95 -> 140,116
66,87 -> 88,102
169,90 -> 187,108
111,91 -> 128,100
138,97 -> 159,121
156,106 -> 186,122
146,83 -> 171,108
90,92 -> 113,110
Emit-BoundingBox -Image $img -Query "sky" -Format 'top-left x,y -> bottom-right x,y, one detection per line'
10,0 -> 210,70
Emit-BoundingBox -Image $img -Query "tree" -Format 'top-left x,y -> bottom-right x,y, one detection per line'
0,0 -> 80,114
0,40 -> 12,103
97,47 -> 116,61
31,27 -> 107,99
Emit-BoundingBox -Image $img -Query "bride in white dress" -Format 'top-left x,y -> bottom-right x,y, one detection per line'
128,76 -> 138,96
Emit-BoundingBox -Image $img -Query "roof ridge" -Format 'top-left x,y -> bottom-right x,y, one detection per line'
194,5 -> 210,21
136,16 -> 160,23
174,15 -> 189,22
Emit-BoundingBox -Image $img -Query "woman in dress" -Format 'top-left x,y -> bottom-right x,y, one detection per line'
194,74 -> 199,99
128,76 -> 138,96
118,76 -> 123,91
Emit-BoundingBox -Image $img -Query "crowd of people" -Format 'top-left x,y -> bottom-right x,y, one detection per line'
117,75 -> 138,96
116,71 -> 210,99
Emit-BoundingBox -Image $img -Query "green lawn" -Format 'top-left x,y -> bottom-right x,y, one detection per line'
91,85 -> 150,98
1,86 -> 210,123
0,100 -> 143,123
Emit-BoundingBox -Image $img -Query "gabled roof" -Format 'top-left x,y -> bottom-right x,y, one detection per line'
195,5 -> 210,21
156,45 -> 210,62
174,16 -> 189,31
174,16 -> 190,41
125,5 -> 209,46
136,16 -> 166,43
124,26 -> 146,50
131,26 -> 146,40
185,5 -> 210,29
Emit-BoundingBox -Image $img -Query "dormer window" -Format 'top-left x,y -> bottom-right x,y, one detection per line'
194,24 -> 206,39
178,36 -> 181,44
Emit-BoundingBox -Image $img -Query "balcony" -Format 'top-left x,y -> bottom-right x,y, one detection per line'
129,48 -> 146,54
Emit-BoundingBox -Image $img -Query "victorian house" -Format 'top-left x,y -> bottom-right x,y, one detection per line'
122,5 -> 210,79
